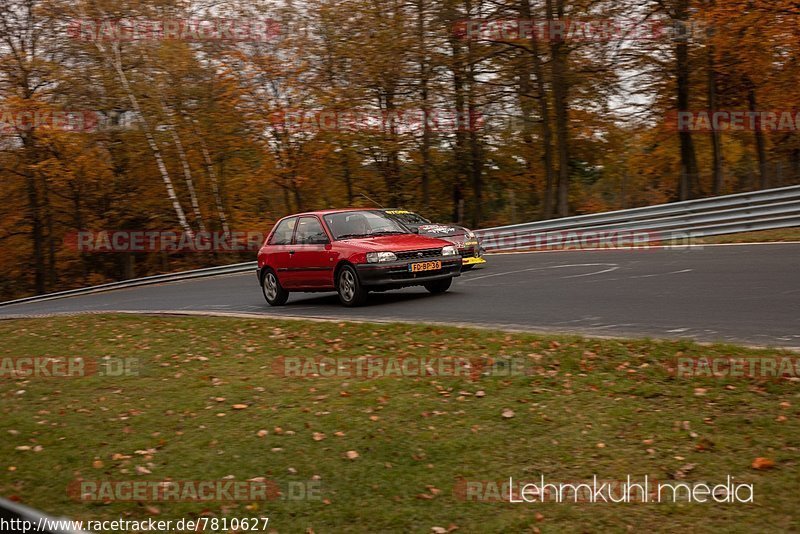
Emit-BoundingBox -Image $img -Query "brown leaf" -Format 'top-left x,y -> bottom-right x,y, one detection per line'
501,409 -> 515,419
673,463 -> 697,479
312,432 -> 326,441
344,450 -> 359,460
426,485 -> 441,495
751,457 -> 775,470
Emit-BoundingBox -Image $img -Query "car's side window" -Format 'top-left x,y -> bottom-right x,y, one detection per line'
269,217 -> 297,245
295,216 -> 329,245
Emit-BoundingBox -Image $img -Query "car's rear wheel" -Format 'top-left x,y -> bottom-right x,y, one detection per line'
337,265 -> 368,306
424,277 -> 452,294
262,269 -> 289,306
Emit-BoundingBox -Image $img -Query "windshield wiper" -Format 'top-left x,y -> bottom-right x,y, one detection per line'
336,233 -> 371,240
369,230 -> 406,236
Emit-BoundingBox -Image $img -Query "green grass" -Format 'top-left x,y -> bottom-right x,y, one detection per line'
1,315 -> 798,533
695,228 -> 800,244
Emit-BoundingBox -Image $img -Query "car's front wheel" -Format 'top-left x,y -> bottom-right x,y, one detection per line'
424,277 -> 452,294
337,265 -> 368,307
262,269 -> 289,306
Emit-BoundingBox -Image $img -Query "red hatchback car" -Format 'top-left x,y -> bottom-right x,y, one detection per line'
257,209 -> 463,306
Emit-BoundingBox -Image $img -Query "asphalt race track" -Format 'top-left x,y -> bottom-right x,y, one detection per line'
2,243 -> 799,348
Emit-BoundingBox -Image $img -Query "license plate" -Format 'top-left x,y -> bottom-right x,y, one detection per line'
409,261 -> 442,273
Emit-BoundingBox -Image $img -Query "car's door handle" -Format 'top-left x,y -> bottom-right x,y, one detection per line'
289,250 -> 296,255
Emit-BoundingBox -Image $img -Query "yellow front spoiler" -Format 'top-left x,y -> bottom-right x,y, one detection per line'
462,256 -> 487,266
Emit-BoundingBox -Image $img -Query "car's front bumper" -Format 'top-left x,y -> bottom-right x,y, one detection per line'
458,241 -> 486,266
462,256 -> 487,266
356,257 -> 461,287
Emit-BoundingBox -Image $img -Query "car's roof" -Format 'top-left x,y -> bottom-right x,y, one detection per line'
283,208 -> 381,218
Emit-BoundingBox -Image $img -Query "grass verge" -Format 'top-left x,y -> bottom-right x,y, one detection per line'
1,314 -> 798,533
692,228 -> 800,245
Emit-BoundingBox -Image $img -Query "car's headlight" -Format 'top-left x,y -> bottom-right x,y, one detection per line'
442,246 -> 457,256
366,252 -> 397,263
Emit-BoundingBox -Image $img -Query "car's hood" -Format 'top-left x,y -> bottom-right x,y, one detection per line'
339,233 -> 452,252
417,224 -> 472,240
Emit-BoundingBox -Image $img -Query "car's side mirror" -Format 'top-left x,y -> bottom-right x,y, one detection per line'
411,227 -> 420,234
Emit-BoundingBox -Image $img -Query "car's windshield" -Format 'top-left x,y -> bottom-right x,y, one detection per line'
385,210 -> 430,226
324,211 -> 409,240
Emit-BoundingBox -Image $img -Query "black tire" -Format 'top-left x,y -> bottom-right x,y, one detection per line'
337,264 -> 369,307
262,268 -> 289,306
424,277 -> 453,294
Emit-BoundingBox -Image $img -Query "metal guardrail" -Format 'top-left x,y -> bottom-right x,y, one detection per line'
477,184 -> 800,251
1,185 -> 798,307
0,262 -> 257,308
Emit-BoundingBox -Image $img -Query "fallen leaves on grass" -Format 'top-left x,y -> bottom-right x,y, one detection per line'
695,438 -> 714,451
312,432 -> 326,441
751,457 -> 775,470
501,409 -> 515,419
344,450 -> 359,460
672,463 -> 697,479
